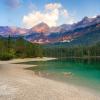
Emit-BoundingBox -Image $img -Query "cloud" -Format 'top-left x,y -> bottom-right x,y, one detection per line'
23,3 -> 75,28
45,3 -> 62,10
4,0 -> 22,9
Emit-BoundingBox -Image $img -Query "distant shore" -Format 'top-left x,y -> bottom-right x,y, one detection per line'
0,57 -> 100,100
58,56 -> 100,59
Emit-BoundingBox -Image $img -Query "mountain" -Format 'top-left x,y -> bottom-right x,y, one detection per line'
49,24 -> 72,33
27,15 -> 100,44
29,22 -> 50,35
45,23 -> 100,47
0,15 -> 100,45
72,15 -> 100,29
49,15 -> 100,33
0,26 -> 28,37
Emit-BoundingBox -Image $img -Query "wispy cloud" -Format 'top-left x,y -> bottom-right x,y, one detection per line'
22,3 -> 75,28
45,3 -> 62,10
4,0 -> 22,9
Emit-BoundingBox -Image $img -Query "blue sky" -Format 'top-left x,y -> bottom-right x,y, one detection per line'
0,0 -> 100,28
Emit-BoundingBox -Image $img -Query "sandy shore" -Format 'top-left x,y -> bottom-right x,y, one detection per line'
0,58 -> 100,100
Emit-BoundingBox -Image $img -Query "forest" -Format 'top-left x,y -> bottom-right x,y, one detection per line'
44,42 -> 100,58
0,37 -> 100,60
0,37 -> 43,60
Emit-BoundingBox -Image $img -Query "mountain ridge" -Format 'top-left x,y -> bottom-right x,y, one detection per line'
0,15 -> 100,45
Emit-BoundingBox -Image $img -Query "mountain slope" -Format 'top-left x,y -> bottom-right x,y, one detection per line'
0,26 -> 28,37
0,15 -> 100,45
45,23 -> 100,47
29,22 -> 50,35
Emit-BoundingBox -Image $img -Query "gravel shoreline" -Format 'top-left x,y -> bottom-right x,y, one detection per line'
0,58 -> 100,100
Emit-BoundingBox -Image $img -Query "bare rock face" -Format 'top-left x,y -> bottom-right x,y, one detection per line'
30,22 -> 50,35
0,26 -> 28,36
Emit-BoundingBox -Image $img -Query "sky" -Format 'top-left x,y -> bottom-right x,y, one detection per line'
0,0 -> 100,28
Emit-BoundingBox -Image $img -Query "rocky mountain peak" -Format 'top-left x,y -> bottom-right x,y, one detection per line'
30,22 -> 50,34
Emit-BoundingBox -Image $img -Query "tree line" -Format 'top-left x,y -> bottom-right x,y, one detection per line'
43,42 -> 100,58
0,36 -> 99,60
0,37 -> 43,60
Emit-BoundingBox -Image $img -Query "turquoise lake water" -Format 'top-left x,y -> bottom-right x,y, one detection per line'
23,58 -> 100,92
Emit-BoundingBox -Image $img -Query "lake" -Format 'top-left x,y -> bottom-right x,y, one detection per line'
22,58 -> 100,92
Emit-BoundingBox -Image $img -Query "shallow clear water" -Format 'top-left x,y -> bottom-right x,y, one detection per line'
23,58 -> 100,92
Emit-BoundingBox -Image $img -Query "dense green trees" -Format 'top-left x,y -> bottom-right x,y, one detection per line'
0,37 -> 43,60
0,36 -> 99,60
43,42 -> 100,58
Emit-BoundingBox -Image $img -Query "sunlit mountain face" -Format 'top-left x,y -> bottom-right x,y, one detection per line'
29,22 -> 50,35
0,15 -> 100,44
0,26 -> 28,37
